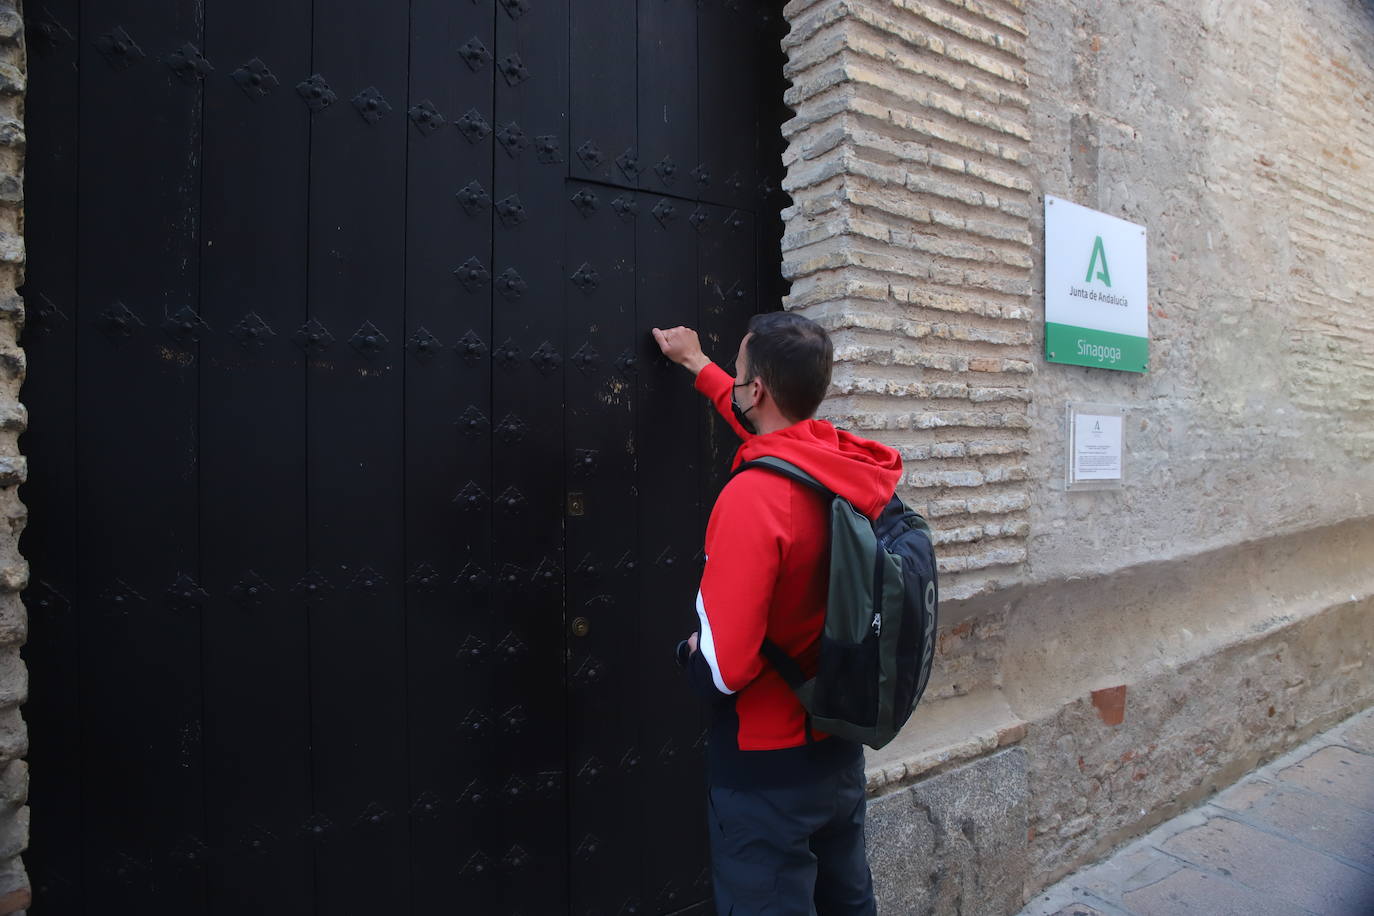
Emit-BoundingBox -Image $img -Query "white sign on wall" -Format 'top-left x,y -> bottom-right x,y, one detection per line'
1044,196 -> 1149,373
1072,414 -> 1122,481
1065,402 -> 1127,491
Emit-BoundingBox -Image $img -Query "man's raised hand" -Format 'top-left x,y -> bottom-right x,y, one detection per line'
651,326 -> 710,376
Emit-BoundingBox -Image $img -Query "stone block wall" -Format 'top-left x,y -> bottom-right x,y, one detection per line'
780,0 -> 1036,602
0,2 -> 25,912
868,747 -> 1028,915
1006,516 -> 1374,885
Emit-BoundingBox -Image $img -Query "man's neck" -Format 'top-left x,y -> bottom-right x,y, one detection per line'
752,410 -> 799,436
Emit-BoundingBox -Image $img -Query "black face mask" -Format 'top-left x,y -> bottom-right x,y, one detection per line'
732,381 -> 758,435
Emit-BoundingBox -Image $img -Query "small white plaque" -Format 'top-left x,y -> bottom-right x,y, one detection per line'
1073,414 -> 1122,480
1065,402 -> 1127,491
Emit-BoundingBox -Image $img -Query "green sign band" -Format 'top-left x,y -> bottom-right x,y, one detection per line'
1046,322 -> 1148,373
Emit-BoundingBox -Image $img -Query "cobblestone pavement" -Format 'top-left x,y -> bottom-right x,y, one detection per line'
1017,707 -> 1374,916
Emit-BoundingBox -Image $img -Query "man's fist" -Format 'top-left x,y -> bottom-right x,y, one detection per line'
651,326 -> 710,375
675,631 -> 700,668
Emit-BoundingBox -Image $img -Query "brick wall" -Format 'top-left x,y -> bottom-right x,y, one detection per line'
0,2 -> 25,912
780,0 -> 1035,602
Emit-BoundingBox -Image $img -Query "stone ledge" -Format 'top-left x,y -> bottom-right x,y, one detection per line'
992,514 -> 1374,724
865,687 -> 1026,796
867,745 -> 1029,916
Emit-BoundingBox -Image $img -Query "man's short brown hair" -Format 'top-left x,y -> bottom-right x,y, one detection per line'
744,312 -> 833,421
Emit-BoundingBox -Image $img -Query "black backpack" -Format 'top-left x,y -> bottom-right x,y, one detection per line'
734,457 -> 939,750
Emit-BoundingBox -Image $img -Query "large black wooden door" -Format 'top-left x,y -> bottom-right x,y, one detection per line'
21,1 -> 786,913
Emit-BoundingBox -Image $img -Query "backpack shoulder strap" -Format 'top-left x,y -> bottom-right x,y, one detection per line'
732,456 -> 831,497
760,639 -> 806,690
733,458 -> 829,693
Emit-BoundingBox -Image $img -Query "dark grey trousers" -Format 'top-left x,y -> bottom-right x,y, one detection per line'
706,757 -> 876,916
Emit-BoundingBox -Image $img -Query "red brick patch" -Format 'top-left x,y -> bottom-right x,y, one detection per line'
1091,685 -> 1127,726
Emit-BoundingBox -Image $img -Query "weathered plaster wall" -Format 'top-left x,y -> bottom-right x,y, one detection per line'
0,2 -> 25,912
1010,0 -> 1374,887
1025,0 -> 1374,581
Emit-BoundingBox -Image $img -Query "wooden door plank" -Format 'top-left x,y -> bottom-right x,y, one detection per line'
74,0 -> 208,909
197,3 -> 315,911
403,1 -> 499,910
304,2 -> 411,909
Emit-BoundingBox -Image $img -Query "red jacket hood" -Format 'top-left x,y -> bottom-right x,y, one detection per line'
733,419 -> 902,520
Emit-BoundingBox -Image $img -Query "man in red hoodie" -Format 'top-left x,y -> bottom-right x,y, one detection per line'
652,313 -> 900,916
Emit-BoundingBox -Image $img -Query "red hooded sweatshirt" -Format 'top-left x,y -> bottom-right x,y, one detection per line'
684,362 -> 902,787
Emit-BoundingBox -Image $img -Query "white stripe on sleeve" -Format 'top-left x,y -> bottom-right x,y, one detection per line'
695,588 -> 735,695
